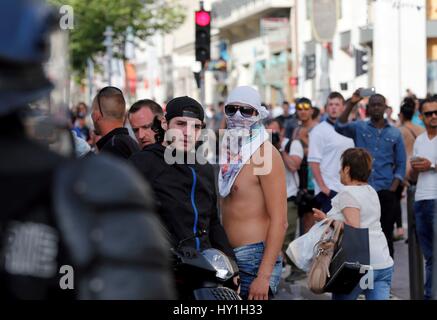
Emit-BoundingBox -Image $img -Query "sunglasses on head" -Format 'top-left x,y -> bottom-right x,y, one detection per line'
296,103 -> 311,110
96,86 -> 124,117
225,104 -> 259,118
423,110 -> 437,118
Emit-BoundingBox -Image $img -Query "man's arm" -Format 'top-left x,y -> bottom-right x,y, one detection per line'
282,152 -> 302,172
250,143 -> 288,300
310,162 -> 330,196
411,158 -> 434,173
338,89 -> 362,124
390,133 -> 407,192
281,139 -> 303,172
335,90 -> 362,139
308,129 -> 330,195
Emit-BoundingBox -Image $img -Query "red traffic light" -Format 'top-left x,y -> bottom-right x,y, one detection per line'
289,77 -> 298,87
195,10 -> 211,27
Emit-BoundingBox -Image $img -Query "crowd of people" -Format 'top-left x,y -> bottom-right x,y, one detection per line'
63,84 -> 437,300
2,0 -> 436,301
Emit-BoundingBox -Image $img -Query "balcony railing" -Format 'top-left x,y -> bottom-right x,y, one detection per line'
212,0 -> 292,29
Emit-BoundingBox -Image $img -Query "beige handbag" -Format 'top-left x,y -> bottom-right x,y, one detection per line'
307,219 -> 344,294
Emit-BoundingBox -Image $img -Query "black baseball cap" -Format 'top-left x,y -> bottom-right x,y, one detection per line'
165,96 -> 204,123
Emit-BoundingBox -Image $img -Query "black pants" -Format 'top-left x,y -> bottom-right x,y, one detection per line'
378,190 -> 397,258
394,184 -> 403,229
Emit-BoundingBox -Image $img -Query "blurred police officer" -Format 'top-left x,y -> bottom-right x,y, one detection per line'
0,0 -> 174,299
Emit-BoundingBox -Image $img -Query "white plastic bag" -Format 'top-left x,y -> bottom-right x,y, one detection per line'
286,219 -> 329,272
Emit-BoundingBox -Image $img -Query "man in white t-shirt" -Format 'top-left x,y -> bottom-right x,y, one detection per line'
266,119 -> 304,281
308,92 -> 355,212
411,97 -> 437,300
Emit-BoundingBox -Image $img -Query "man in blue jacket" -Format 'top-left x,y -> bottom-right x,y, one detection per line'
130,96 -> 236,261
335,90 -> 406,257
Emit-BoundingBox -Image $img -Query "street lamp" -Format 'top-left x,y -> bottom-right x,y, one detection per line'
103,26 -> 114,86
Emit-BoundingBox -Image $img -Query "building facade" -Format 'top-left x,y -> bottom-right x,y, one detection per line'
212,0 -> 293,105
210,0 -> 428,112
104,0 -> 431,112
296,0 -> 427,111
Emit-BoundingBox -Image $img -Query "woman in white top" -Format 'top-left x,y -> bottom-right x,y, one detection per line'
313,148 -> 394,300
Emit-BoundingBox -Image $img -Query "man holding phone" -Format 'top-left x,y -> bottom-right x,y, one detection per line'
410,96 -> 437,300
335,89 -> 407,258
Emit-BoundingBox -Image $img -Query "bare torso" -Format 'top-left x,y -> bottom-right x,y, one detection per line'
400,122 -> 425,179
400,122 -> 425,157
221,160 -> 270,248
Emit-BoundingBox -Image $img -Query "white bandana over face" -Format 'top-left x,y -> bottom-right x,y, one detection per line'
226,110 -> 260,129
218,86 -> 269,197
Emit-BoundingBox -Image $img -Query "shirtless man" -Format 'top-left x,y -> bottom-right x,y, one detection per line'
398,98 -> 425,182
219,86 -> 287,300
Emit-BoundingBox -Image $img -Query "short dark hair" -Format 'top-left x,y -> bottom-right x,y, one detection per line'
75,102 -> 88,112
327,91 -> 345,104
264,118 -> 283,129
419,95 -> 437,113
400,97 -> 416,121
341,148 -> 373,183
312,106 -> 320,120
128,99 -> 163,116
369,94 -> 386,106
296,97 -> 312,107
283,101 -> 289,105
96,86 -> 126,120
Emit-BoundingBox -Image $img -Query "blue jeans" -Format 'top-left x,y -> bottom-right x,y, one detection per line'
332,266 -> 394,300
233,242 -> 282,300
414,199 -> 435,300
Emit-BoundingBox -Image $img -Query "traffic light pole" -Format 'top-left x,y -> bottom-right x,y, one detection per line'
407,185 -> 424,300
195,1 -> 209,108
433,199 -> 437,299
200,67 -> 206,108
200,0 -> 205,107
103,26 -> 114,86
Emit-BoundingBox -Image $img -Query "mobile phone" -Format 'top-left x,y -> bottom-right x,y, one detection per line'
359,87 -> 376,97
410,156 -> 421,162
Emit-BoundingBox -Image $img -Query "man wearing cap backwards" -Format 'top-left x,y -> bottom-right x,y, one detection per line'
130,96 -> 237,269
219,86 -> 288,300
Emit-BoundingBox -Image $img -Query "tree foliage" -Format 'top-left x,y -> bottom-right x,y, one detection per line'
49,0 -> 185,77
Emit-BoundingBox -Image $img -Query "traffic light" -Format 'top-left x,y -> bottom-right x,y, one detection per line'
195,10 -> 211,67
355,49 -> 368,76
305,54 -> 316,80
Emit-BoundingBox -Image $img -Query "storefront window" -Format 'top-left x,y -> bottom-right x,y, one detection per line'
427,60 -> 437,94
